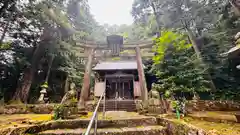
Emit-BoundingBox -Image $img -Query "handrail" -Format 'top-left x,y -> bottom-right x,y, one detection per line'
83,89 -> 106,135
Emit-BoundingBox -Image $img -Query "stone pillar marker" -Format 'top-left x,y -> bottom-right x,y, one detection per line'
135,46 -> 148,102
78,47 -> 95,109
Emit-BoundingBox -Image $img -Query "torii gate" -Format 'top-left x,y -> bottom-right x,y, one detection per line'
76,35 -> 155,109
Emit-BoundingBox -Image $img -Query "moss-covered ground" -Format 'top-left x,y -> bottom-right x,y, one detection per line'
164,111 -> 240,135
185,117 -> 240,135
0,114 -> 52,129
0,111 -> 146,130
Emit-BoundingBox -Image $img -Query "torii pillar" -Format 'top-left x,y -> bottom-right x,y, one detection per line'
78,47 -> 95,109
135,46 -> 148,102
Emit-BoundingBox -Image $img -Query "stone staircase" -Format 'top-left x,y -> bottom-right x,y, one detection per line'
98,100 -> 137,112
25,112 -> 167,135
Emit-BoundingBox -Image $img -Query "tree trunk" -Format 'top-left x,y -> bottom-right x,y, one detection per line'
45,55 -> 55,82
0,18 -> 10,45
0,1 -> 12,17
149,1 -> 161,33
13,40 -> 46,103
230,0 -> 240,16
185,27 -> 217,92
12,22 -> 53,103
12,6 -> 73,103
64,74 -> 69,93
13,68 -> 34,103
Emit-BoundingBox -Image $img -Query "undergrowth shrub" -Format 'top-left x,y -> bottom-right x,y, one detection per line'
53,104 -> 65,120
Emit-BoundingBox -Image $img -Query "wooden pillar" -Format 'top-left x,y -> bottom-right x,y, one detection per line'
135,46 -> 148,102
78,47 -> 95,109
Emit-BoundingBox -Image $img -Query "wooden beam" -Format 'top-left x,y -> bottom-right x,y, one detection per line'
74,53 -> 155,58
75,42 -> 154,49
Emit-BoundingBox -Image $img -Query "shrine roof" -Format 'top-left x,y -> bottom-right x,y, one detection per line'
93,61 -> 141,71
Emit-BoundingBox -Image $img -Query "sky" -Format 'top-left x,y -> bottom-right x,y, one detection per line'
88,0 -> 134,25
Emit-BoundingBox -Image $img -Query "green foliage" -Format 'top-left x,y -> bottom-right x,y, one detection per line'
133,0 -> 240,100
53,97 -> 78,120
171,100 -> 180,110
151,31 -> 210,95
152,30 -> 192,63
164,90 -> 171,98
1,0 -> 240,102
151,49 -> 211,95
41,82 -> 48,88
53,104 -> 65,120
0,0 -> 94,102
0,42 -> 11,50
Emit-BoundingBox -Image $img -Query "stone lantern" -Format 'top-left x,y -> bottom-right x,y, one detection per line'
38,83 -> 48,104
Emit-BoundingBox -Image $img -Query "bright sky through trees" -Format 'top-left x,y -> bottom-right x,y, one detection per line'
88,0 -> 134,25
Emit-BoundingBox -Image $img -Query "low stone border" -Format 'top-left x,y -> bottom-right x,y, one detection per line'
187,113 -> 238,123
186,100 -> 240,112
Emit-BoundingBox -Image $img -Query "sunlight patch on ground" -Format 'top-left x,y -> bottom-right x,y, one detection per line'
0,114 -> 52,129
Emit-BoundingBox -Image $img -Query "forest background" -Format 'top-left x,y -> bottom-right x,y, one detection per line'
0,0 -> 240,103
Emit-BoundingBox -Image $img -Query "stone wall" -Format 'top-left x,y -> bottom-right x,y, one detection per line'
0,104 -> 55,114
186,100 -> 240,112
0,100 -> 239,114
145,99 -> 240,113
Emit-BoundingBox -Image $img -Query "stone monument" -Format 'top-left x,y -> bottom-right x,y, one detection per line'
61,82 -> 77,106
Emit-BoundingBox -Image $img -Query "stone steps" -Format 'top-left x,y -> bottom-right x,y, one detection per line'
98,100 -> 137,112
25,117 -> 157,131
38,125 -> 167,135
24,112 -> 167,135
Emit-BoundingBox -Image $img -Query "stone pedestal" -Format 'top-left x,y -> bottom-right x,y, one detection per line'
148,98 -> 164,114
